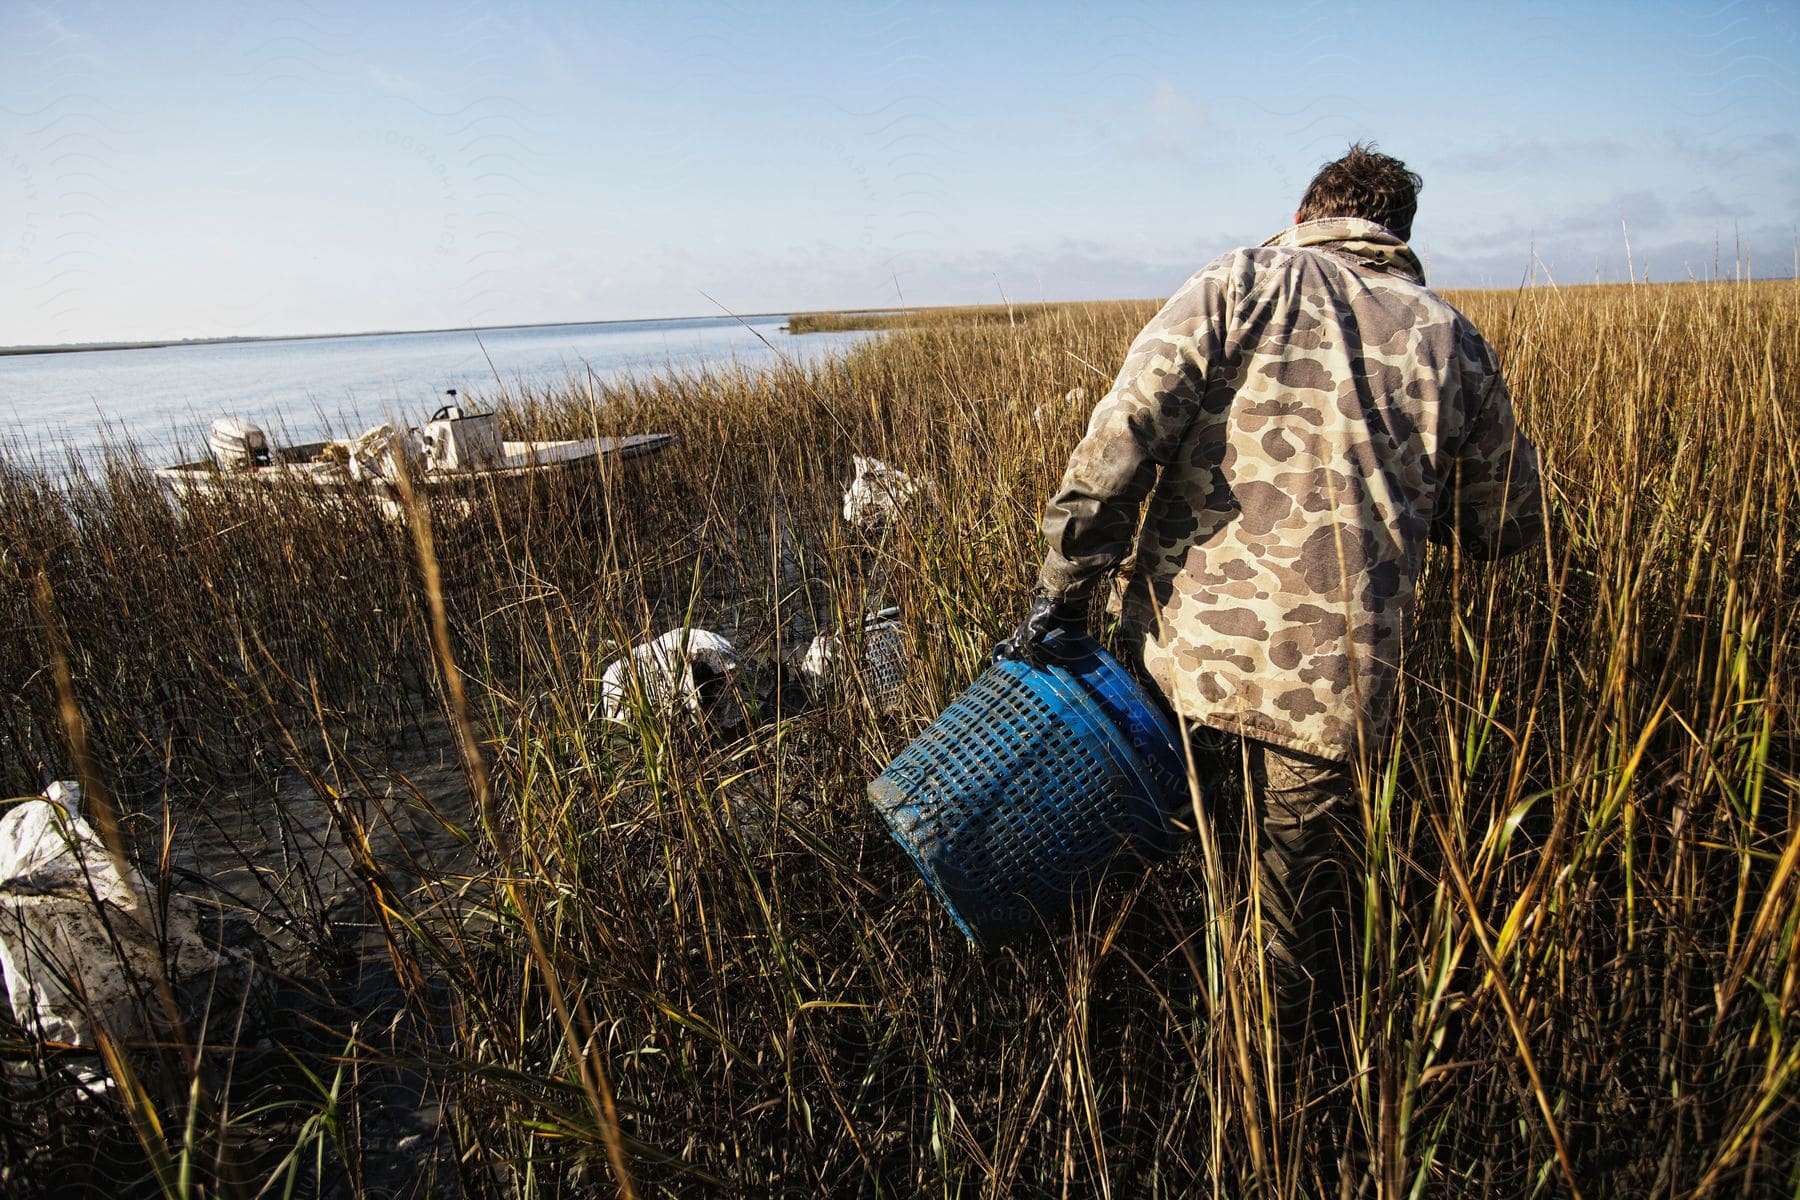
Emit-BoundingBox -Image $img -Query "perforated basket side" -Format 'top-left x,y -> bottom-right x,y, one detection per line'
869,655 -> 1185,947
1026,661 -> 1187,853
862,621 -> 907,709
1043,632 -> 1190,808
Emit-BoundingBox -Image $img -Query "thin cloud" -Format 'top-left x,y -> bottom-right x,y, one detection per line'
1441,137 -> 1633,173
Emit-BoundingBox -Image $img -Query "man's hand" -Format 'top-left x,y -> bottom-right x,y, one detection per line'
995,592 -> 1088,664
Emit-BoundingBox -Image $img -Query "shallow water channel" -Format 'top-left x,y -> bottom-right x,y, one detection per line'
153,730 -> 479,1196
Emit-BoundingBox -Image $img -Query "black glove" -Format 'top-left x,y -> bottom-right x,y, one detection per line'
995,592 -> 1088,664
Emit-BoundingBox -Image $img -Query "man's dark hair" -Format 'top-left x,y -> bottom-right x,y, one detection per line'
1296,143 -> 1423,240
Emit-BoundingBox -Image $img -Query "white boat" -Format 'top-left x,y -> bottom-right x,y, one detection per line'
156,405 -> 676,505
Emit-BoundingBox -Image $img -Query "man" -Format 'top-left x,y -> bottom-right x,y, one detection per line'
1001,143 -> 1542,1150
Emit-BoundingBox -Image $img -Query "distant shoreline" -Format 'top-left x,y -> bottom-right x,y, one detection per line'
10,277 -> 1778,359
0,306 -> 920,359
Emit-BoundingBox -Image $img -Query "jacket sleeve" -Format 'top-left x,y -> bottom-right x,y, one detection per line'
1037,263 -> 1234,597
1431,332 -> 1543,560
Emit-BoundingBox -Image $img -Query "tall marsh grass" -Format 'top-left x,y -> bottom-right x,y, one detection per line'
1,281 -> 1795,1197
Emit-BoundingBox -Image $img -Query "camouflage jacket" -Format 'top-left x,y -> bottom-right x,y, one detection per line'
1038,217 -> 1542,762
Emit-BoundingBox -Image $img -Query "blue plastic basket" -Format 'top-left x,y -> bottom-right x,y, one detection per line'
867,634 -> 1192,948
1045,631 -> 1189,806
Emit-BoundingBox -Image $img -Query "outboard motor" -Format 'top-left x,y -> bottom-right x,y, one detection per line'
209,417 -> 272,471
422,399 -> 502,473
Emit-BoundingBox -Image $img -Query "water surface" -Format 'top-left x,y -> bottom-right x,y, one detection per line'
0,316 -> 871,465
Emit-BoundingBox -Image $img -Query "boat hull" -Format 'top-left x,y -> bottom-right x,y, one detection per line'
155,434 -> 676,505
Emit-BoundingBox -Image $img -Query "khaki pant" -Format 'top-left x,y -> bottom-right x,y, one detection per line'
1206,733 -> 1364,1195
1241,739 -> 1357,1047
1192,728 -> 1358,1039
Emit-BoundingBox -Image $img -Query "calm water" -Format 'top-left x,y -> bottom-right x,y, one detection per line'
0,316 -> 872,464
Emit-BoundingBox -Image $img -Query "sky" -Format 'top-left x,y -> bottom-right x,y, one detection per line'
1,0 -> 1796,347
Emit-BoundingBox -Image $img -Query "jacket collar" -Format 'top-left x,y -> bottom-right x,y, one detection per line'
1262,217 -> 1426,284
